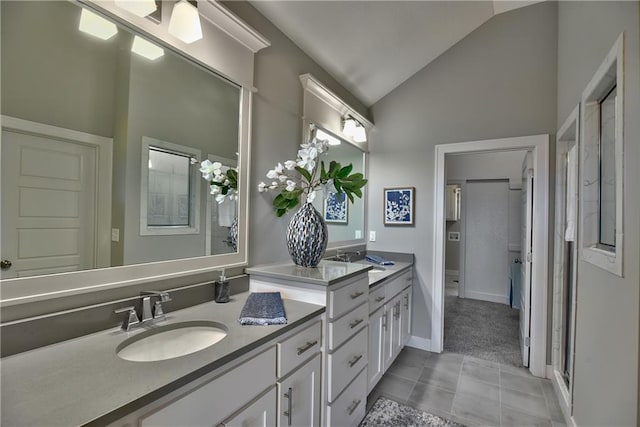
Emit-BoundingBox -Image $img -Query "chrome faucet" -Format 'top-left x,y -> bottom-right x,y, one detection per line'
114,291 -> 171,331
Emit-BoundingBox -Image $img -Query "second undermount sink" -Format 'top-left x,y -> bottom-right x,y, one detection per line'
117,321 -> 227,362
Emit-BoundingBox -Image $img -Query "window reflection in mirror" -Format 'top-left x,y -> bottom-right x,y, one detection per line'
147,148 -> 192,227
310,125 -> 366,243
598,85 -> 616,250
0,1 -> 241,279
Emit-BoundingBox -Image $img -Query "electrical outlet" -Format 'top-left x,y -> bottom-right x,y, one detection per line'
369,231 -> 376,242
355,230 -> 362,239
111,228 -> 120,242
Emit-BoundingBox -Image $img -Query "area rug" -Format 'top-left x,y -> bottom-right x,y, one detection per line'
444,293 -> 522,367
360,397 -> 464,427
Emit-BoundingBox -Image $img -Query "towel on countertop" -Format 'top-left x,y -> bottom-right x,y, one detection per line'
239,292 -> 287,325
365,254 -> 395,266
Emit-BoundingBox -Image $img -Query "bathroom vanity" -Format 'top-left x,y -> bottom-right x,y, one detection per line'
1,293 -> 325,426
246,255 -> 413,426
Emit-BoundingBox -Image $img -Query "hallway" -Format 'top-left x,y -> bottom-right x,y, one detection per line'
444,277 -> 521,367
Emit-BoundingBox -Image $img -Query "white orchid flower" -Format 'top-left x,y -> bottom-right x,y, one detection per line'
210,185 -> 220,194
284,160 -> 297,170
275,162 -> 284,174
270,181 -> 279,189
215,193 -> 226,204
258,182 -> 268,192
285,180 -> 297,191
306,191 -> 317,203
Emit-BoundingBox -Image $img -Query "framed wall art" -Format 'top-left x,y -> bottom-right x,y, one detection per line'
384,187 -> 415,225
324,192 -> 348,223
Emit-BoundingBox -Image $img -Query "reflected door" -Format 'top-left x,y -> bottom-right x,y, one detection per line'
1,130 -> 97,278
520,164 -> 534,367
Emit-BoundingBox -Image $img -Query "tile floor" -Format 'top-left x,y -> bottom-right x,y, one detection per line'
367,347 -> 566,426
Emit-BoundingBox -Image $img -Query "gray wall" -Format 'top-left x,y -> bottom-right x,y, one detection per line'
367,2 -> 558,342
221,1 -> 369,267
557,2 -> 639,425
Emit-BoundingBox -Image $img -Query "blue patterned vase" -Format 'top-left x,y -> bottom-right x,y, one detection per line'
286,202 -> 328,267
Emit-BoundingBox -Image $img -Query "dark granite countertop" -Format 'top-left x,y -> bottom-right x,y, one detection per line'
0,292 -> 324,426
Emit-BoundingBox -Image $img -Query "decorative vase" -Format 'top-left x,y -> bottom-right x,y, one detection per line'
286,202 -> 328,267
228,217 -> 238,252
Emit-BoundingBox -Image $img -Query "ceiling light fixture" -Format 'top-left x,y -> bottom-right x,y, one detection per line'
114,0 -> 157,18
78,8 -> 118,40
342,117 -> 358,139
168,0 -> 203,44
132,35 -> 165,60
352,123 -> 367,143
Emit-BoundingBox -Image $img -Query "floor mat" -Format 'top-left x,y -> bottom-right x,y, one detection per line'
360,397 -> 465,427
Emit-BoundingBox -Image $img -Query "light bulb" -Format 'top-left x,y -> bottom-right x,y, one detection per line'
132,36 -> 164,60
114,0 -> 157,17
353,124 -> 367,143
342,118 -> 357,138
79,8 -> 118,40
168,0 -> 203,44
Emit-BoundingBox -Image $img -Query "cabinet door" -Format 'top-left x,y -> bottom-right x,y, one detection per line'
277,353 -> 321,427
391,296 -> 403,359
221,386 -> 277,427
401,287 -> 412,346
367,307 -> 385,393
382,302 -> 394,371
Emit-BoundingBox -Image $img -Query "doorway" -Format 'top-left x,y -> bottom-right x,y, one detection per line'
433,135 -> 550,378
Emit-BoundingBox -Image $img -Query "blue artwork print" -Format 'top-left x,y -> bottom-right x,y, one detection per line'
324,192 -> 348,223
385,188 -> 414,225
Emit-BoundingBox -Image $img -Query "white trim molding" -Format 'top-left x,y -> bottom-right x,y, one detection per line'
199,1 -> 270,53
579,33 -> 624,277
432,135 -> 549,378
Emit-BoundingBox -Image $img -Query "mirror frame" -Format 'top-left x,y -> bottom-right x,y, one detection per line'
0,0 -> 264,308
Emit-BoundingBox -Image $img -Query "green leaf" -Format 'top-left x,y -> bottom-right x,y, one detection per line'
295,166 -> 312,182
333,180 -> 342,193
276,208 -> 287,217
320,161 -> 327,181
273,194 -> 289,209
337,164 -> 353,178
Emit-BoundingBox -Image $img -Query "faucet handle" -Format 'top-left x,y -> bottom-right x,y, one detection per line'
153,300 -> 167,321
115,306 -> 140,331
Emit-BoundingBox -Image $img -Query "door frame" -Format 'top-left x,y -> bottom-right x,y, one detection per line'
1,115 -> 113,270
433,134 -> 549,378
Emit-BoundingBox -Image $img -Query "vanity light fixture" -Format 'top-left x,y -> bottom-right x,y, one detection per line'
342,116 -> 367,143
114,0 -> 157,18
78,8 -> 118,40
316,128 -> 341,146
132,35 -> 165,60
168,0 -> 203,44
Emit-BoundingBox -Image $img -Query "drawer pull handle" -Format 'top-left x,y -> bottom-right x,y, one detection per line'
374,296 -> 385,302
349,318 -> 364,329
350,291 -> 365,299
382,312 -> 388,330
348,354 -> 363,367
296,340 -> 318,355
406,277 -> 412,282
347,399 -> 362,416
283,387 -> 293,426
404,294 -> 409,309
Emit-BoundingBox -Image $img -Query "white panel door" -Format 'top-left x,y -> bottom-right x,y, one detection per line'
463,180 -> 509,303
520,166 -> 534,367
1,130 -> 97,278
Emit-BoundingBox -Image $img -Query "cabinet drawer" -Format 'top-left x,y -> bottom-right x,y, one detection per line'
387,270 -> 412,299
277,320 -> 322,377
328,302 -> 368,351
369,285 -> 386,313
326,368 -> 367,427
328,275 -> 369,320
327,326 -> 368,402
141,347 -> 276,427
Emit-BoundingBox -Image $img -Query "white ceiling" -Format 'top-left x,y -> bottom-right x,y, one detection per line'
249,1 -> 543,106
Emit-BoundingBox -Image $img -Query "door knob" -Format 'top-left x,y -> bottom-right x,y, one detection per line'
1,259 -> 12,269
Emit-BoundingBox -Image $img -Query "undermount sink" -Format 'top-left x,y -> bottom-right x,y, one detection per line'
117,321 -> 227,362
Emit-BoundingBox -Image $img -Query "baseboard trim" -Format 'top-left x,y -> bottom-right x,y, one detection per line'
464,290 -> 510,305
407,336 -> 432,352
445,269 -> 459,276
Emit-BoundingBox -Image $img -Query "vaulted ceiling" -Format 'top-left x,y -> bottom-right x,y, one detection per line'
250,1 -> 543,106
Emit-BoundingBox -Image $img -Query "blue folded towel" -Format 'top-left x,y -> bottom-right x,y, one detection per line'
365,254 -> 395,266
239,292 -> 287,326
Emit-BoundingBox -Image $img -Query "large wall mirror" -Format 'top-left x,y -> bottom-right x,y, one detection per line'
0,0 -> 254,304
304,122 -> 367,246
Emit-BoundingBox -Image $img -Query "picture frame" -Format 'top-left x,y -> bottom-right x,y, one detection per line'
384,187 -> 415,225
324,192 -> 348,224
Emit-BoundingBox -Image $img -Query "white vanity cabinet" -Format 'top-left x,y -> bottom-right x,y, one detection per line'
367,267 -> 413,393
247,263 -> 371,427
111,316 -> 323,427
